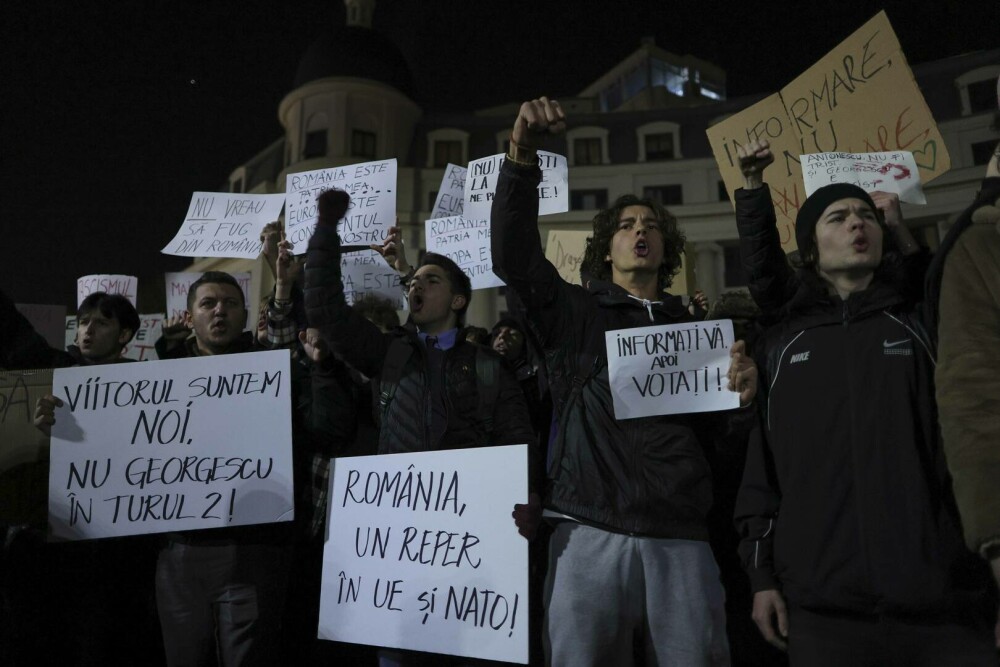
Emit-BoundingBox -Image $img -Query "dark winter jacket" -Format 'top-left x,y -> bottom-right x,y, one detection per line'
492,159 -> 749,539
734,188 -> 982,615
303,220 -> 536,458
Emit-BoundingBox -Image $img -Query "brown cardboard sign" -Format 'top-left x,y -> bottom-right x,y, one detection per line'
707,11 -> 949,251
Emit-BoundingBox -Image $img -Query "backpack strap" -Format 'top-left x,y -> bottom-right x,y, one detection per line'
474,346 -> 501,444
378,337 -> 414,423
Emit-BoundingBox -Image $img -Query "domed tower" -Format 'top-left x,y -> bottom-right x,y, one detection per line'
278,0 -> 421,177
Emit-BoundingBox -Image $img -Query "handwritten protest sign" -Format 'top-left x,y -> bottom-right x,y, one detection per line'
707,11 -> 948,250
47,351 -> 293,540
122,314 -> 164,361
341,250 -> 408,310
15,303 -> 67,349
425,217 -> 502,290
77,275 -> 137,308
801,151 -> 925,203
545,230 -> 590,285
430,164 -> 467,219
165,272 -> 252,320
606,320 -> 737,419
284,158 -> 397,247
319,445 -> 529,664
0,369 -> 53,524
464,153 -> 568,224
161,192 -> 286,259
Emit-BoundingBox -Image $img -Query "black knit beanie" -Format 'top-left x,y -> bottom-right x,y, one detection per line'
795,183 -> 877,251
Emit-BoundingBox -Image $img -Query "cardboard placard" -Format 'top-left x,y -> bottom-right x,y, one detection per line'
161,192 -> 286,259
605,320 -> 738,419
285,159 -> 398,248
319,445 -> 529,664
707,11 -> 948,250
47,351 -> 294,540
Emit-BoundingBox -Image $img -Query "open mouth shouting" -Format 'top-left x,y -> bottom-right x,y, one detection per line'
410,292 -> 424,313
634,239 -> 650,258
851,235 -> 869,252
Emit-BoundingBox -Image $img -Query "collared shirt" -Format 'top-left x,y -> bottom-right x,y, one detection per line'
417,328 -> 458,351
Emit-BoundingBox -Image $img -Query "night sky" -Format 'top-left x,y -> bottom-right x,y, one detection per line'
3,0 -> 997,307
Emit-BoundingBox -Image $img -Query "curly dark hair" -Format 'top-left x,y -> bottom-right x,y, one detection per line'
580,194 -> 685,290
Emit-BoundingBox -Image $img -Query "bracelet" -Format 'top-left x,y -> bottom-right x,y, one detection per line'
507,134 -> 538,166
399,267 -> 416,286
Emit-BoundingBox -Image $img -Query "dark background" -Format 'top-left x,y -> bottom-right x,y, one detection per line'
3,0 -> 997,306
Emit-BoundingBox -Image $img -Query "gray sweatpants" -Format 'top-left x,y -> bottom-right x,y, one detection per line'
543,522 -> 730,667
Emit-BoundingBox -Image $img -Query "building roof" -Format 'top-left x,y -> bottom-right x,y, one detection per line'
293,24 -> 414,96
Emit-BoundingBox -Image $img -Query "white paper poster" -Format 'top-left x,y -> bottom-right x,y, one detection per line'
121,314 -> 165,361
605,320 -> 739,419
47,350 -> 294,540
318,445 -> 529,664
801,151 -> 926,203
341,250 -> 408,311
161,192 -> 286,258
464,152 -> 568,225
284,158 -> 397,247
425,217 -> 503,290
77,275 -> 138,308
430,164 -> 467,219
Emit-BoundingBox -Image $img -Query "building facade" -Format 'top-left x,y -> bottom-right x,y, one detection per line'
190,1 -> 1000,329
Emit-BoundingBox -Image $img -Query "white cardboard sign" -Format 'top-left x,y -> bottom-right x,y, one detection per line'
801,151 -> 926,204
606,320 -> 738,419
430,164 -> 467,219
47,350 -> 294,540
121,314 -> 165,361
284,159 -> 398,247
425,216 -> 503,290
77,275 -> 138,308
319,445 -> 529,664
464,153 -> 568,225
161,192 -> 286,259
341,250 -> 408,311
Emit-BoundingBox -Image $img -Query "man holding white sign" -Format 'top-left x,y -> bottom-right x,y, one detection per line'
117,271 -> 294,666
305,189 -> 537,664
732,142 -> 996,664
491,97 -> 758,667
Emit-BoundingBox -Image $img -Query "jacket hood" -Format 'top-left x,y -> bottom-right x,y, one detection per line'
584,277 -> 689,320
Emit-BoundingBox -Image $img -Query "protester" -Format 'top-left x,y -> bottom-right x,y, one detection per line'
926,138 -> 1000,648
304,188 -> 538,666
732,142 -> 996,665
491,96 -> 758,667
2,289 -> 139,369
1,290 -> 159,665
734,139 -> 924,324
141,271 -> 291,665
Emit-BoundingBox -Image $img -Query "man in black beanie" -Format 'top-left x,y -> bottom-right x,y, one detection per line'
731,139 -> 997,666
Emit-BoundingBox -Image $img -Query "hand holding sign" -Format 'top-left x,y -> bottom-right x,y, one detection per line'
513,97 -> 566,149
370,224 -> 413,276
33,394 -> 62,437
737,139 -> 775,190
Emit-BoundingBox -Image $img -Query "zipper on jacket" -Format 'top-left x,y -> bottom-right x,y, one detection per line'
842,300 -> 850,326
